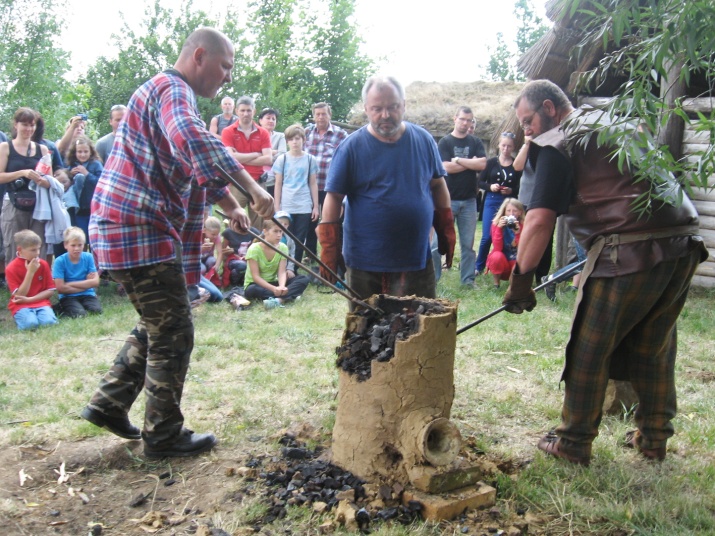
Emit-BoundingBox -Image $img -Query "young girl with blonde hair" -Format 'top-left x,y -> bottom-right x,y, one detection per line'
65,135 -> 103,242
486,198 -> 525,288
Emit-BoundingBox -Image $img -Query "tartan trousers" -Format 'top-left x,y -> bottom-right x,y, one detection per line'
556,249 -> 702,458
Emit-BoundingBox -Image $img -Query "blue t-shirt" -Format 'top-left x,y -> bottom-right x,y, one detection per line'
52,252 -> 97,299
326,123 -> 446,272
272,152 -> 318,213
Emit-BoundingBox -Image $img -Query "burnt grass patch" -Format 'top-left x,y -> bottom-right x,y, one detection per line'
335,296 -> 450,382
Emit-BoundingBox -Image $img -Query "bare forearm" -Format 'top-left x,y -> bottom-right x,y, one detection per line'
430,178 -> 452,210
321,192 -> 345,222
274,175 -> 283,209
515,208 -> 556,272
513,143 -> 529,172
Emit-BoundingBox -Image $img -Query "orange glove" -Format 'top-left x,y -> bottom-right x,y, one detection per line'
433,208 -> 456,268
316,221 -> 345,284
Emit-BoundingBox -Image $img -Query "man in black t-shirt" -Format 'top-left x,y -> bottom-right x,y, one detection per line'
438,106 -> 487,286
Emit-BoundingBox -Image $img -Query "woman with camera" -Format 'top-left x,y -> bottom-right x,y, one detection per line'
475,132 -> 522,275
486,198 -> 525,289
0,108 -> 52,263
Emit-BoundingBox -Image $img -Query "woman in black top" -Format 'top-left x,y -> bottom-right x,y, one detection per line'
0,108 -> 52,262
475,132 -> 522,274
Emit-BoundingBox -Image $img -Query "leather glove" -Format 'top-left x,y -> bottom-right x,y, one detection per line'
503,267 -> 536,314
433,207 -> 456,268
316,221 -> 344,284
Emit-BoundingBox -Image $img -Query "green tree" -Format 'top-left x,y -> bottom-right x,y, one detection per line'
485,0 -> 549,82
0,0 -> 76,139
310,0 -> 374,121
486,32 -> 515,82
514,0 -> 549,56
563,0 -> 715,210
82,0 -> 244,136
243,0 -> 317,127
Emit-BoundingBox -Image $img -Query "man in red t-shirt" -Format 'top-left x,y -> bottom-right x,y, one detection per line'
221,95 -> 272,227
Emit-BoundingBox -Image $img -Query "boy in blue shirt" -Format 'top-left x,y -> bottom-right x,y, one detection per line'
52,227 -> 102,318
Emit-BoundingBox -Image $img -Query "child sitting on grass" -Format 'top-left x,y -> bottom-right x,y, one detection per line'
244,219 -> 309,309
486,198 -> 525,289
6,230 -> 58,330
52,226 -> 102,317
197,216 -> 223,302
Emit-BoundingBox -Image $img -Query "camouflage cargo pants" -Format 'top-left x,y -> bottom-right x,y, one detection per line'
87,262 -> 193,448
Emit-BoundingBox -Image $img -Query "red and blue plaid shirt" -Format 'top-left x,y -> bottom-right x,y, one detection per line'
304,123 -> 348,191
89,70 -> 242,271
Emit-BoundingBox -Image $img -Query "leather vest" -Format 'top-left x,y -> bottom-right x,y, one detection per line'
532,116 -> 704,277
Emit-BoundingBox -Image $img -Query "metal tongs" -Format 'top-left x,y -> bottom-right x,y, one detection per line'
456,259 -> 587,335
213,163 -> 382,315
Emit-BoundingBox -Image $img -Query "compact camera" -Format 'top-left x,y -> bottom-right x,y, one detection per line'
12,178 -> 26,189
505,215 -> 518,229
77,113 -> 88,121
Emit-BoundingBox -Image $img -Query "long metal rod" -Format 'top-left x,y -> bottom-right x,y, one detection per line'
456,259 -> 587,335
213,163 -> 360,299
214,209 -> 382,315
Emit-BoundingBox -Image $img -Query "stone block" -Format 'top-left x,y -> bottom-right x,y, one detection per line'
402,482 -> 496,521
407,463 -> 485,493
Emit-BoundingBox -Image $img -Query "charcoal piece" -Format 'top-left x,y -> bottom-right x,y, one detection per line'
278,434 -> 298,447
376,507 -> 398,521
376,348 -> 392,362
406,500 -> 422,512
282,447 -> 310,459
335,298 -> 449,381
323,477 -> 340,489
356,507 -> 370,530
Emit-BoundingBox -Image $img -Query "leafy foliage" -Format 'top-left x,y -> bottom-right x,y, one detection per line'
0,0 -> 76,139
562,0 -> 715,208
1,0 -> 373,139
485,0 -> 549,82
310,0 -> 374,122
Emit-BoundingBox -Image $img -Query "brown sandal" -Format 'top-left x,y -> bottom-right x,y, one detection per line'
623,430 -> 666,461
537,432 -> 591,466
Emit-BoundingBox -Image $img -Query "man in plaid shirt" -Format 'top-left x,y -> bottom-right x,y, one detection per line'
81,28 -> 273,459
304,103 -> 348,258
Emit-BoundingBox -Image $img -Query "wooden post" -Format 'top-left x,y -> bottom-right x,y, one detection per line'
658,60 -> 687,161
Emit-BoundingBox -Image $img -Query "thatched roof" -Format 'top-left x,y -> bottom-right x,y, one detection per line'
492,0 -> 625,148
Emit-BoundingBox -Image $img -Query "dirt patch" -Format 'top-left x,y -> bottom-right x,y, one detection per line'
0,430 -> 556,535
683,368 -> 715,383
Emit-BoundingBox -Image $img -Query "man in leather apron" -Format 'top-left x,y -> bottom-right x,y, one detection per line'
504,80 -> 708,466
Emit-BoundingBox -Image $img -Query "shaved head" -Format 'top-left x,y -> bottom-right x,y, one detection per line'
174,27 -> 235,99
180,27 -> 232,57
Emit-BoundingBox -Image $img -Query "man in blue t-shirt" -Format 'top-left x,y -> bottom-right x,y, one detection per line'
318,76 -> 455,304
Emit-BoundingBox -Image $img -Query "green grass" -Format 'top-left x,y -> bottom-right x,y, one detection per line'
1,238 -> 714,535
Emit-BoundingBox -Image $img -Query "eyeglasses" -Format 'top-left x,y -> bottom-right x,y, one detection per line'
501,132 -> 516,139
519,102 -> 544,131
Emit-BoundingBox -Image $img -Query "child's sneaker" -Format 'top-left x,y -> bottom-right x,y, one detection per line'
230,294 -> 250,311
263,297 -> 284,309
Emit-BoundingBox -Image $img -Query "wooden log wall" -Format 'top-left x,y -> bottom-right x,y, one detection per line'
682,124 -> 715,288
555,96 -> 715,287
